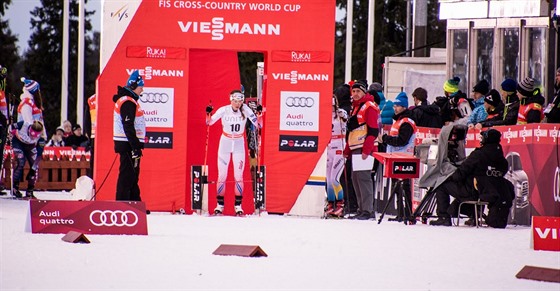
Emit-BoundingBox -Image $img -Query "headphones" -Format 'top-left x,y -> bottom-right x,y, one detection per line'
480,130 -> 489,145
129,78 -> 139,90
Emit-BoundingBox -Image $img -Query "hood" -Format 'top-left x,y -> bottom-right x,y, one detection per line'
113,86 -> 138,102
413,103 -> 440,116
351,93 -> 375,108
393,108 -> 412,121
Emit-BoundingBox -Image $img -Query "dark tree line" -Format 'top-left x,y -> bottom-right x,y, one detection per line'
333,0 -> 446,86
1,0 -> 446,132
0,0 -> 100,135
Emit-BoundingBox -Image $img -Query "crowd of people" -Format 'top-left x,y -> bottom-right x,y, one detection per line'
328,67 -> 560,226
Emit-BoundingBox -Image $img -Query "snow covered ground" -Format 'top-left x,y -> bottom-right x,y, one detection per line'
1,192 -> 559,291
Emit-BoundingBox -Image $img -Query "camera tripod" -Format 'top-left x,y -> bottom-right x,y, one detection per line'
377,178 -> 416,225
411,188 -> 438,224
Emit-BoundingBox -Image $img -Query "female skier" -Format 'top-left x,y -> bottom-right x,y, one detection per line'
206,90 -> 261,215
325,94 -> 348,217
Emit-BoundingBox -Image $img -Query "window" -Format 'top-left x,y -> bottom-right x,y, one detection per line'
451,29 -> 469,93
501,28 -> 519,80
475,29 -> 494,86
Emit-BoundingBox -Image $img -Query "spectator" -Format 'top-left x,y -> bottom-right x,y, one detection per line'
409,87 -> 443,128
368,82 -> 394,125
343,80 -> 380,220
474,89 -> 505,129
64,124 -> 88,149
46,127 -> 65,147
467,80 -> 490,126
517,77 -> 545,124
434,77 -> 473,125
379,92 -> 416,222
544,67 -> 560,123
62,120 -> 72,138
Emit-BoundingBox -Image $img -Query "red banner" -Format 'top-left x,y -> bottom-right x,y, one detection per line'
30,200 -> 148,235
271,50 -> 331,63
126,46 -> 186,59
532,216 -> 560,251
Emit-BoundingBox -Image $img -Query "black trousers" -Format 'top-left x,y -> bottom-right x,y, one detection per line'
116,151 -> 141,201
435,179 -> 477,218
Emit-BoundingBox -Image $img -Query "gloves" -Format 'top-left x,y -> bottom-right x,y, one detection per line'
37,138 -> 46,148
205,105 -> 213,115
336,108 -> 348,119
131,148 -> 142,159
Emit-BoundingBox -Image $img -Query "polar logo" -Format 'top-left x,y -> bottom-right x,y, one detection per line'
178,17 -> 280,41
279,135 -> 318,152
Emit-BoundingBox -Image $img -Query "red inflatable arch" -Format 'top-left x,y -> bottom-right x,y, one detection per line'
95,0 -> 336,214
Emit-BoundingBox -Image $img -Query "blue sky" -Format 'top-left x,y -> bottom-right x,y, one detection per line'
4,0 -> 102,54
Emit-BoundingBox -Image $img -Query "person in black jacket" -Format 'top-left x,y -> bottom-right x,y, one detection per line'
430,129 -> 510,226
113,70 -> 147,205
409,87 -> 443,128
545,67 -> 560,123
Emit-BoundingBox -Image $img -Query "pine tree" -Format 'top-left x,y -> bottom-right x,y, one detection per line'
334,0 -> 445,86
0,0 -> 23,98
23,0 -> 99,134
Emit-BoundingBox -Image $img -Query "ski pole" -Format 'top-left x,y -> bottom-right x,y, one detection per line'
200,100 -> 212,215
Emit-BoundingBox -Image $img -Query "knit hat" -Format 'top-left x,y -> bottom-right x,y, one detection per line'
393,92 -> 408,108
517,77 -> 535,97
351,80 -> 367,93
484,89 -> 501,107
443,77 -> 460,94
126,70 -> 144,88
481,129 -> 501,145
472,80 -> 490,95
72,124 -> 81,132
56,126 -> 64,134
500,79 -> 517,93
21,77 -> 40,94
369,82 -> 383,92
411,87 -> 428,102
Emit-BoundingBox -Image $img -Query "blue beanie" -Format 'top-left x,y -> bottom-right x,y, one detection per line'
393,92 -> 408,108
21,77 -> 40,94
501,79 -> 517,93
126,70 -> 144,88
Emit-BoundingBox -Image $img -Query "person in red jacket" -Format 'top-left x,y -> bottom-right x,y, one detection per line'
343,80 -> 380,220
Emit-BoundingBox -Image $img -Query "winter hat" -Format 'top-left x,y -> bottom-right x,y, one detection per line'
351,80 -> 368,93
56,126 -> 64,134
126,70 -> 144,88
369,82 -> 383,92
484,89 -> 501,107
481,129 -> 501,145
72,124 -> 81,132
412,87 -> 428,102
393,92 -> 408,108
517,77 -> 535,97
443,77 -> 460,94
21,77 -> 40,94
472,80 -> 490,95
500,79 -> 517,93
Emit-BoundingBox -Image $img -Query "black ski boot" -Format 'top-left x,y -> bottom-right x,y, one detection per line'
429,216 -> 451,226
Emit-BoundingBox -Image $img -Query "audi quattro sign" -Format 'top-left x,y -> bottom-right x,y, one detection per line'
279,91 -> 319,132
29,200 -> 148,235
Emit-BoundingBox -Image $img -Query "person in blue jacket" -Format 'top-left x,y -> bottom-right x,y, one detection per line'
368,82 -> 393,126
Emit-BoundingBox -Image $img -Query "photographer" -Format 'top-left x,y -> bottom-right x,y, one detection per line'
430,129 -> 510,226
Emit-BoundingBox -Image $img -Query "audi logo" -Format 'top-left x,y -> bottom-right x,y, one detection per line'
140,92 -> 170,103
89,210 -> 139,227
285,96 -> 315,108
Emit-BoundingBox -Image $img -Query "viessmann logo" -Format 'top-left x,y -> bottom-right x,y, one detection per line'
272,71 -> 329,84
126,67 -> 184,80
178,17 -> 281,40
